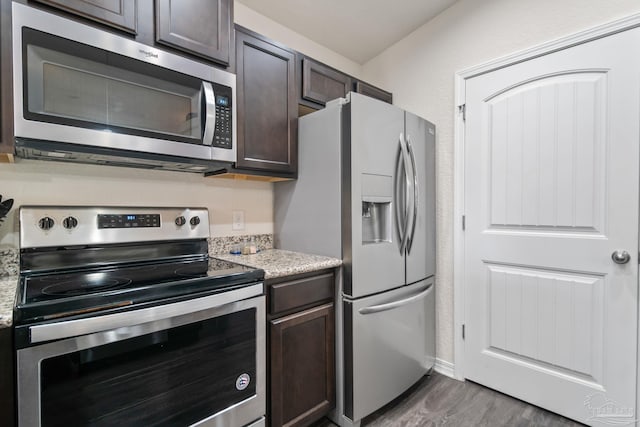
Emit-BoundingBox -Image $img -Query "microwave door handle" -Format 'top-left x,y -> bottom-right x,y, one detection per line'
201,82 -> 216,146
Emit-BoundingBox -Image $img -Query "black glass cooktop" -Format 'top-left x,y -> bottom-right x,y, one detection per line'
15,258 -> 264,325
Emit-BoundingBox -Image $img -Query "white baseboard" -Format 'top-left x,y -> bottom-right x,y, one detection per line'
434,358 -> 455,378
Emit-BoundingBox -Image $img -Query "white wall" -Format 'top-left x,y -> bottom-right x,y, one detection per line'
361,0 -> 640,364
234,2 -> 362,77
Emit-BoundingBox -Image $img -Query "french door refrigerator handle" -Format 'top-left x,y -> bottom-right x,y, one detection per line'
201,81 -> 216,146
358,282 -> 433,315
406,135 -> 418,253
395,135 -> 408,254
399,133 -> 413,254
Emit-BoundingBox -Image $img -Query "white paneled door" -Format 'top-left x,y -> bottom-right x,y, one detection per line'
464,27 -> 640,425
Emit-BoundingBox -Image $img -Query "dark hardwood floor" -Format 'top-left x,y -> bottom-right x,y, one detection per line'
315,372 -> 584,426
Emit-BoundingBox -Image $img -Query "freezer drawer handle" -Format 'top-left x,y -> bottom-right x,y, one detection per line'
358,282 -> 433,315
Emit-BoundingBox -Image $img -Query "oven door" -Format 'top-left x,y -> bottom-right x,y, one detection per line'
17,284 -> 265,427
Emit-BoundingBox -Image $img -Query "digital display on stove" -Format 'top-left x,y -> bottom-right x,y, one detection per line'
98,214 -> 160,229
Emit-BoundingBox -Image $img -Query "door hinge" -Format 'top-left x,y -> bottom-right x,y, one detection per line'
458,104 -> 466,121
462,324 -> 466,339
462,215 -> 466,230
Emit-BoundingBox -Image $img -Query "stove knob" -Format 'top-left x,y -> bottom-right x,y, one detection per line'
190,216 -> 200,226
38,217 -> 55,231
63,216 -> 78,229
175,216 -> 187,226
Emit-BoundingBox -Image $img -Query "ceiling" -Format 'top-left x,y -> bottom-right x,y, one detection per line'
236,0 -> 458,64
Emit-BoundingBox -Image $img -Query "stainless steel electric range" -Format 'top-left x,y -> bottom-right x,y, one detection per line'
14,206 -> 265,427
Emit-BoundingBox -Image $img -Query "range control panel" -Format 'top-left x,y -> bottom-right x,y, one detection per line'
20,206 -> 210,249
98,214 -> 160,229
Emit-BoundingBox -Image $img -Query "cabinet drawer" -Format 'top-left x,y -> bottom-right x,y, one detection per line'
269,272 -> 334,315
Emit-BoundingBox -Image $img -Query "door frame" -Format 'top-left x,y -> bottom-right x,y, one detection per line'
452,12 -> 640,389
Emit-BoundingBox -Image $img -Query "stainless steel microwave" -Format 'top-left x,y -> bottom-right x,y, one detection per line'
12,3 -> 236,172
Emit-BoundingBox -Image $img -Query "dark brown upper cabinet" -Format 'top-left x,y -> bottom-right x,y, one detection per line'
33,0 -> 137,33
300,56 -> 351,108
155,0 -> 231,66
355,80 -> 393,104
235,26 -> 297,176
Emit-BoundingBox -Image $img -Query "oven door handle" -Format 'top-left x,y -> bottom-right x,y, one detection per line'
201,81 -> 216,146
28,283 -> 263,344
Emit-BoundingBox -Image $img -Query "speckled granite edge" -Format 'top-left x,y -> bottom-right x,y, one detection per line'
0,247 -> 19,278
214,249 -> 341,279
208,234 -> 273,255
0,276 -> 17,328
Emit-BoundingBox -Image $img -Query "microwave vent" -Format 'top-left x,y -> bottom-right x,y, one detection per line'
15,139 -> 226,174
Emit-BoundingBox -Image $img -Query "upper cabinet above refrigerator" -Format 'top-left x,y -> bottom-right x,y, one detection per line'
297,55 -> 393,111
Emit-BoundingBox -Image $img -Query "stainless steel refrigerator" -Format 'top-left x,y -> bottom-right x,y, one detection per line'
274,92 -> 435,427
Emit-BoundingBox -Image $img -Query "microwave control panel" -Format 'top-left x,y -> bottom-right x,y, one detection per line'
212,83 -> 232,150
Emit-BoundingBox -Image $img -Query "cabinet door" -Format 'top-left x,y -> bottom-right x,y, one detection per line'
354,80 -> 393,104
301,57 -> 351,107
235,28 -> 297,175
156,0 -> 231,65
33,0 -> 137,33
270,303 -> 335,427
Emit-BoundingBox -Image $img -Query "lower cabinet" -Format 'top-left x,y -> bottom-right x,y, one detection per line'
267,270 -> 335,427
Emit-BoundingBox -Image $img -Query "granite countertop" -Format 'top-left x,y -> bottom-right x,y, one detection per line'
214,249 -> 342,280
0,276 -> 18,329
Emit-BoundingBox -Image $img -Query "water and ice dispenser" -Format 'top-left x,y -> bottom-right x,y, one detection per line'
361,174 -> 393,244
362,200 -> 391,243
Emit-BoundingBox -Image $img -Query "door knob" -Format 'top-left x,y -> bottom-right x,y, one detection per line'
611,250 -> 631,264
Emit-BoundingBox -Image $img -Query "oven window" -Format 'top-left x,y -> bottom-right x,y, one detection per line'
23,28 -> 204,145
40,308 -> 257,427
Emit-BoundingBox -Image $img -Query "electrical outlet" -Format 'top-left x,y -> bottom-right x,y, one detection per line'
232,210 -> 245,231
